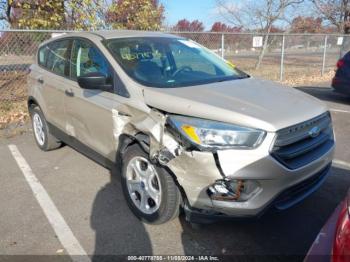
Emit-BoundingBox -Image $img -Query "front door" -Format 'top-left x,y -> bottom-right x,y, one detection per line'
64,39 -> 120,160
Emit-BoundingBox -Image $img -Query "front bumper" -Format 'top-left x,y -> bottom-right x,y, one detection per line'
167,132 -> 335,219
184,164 -> 332,223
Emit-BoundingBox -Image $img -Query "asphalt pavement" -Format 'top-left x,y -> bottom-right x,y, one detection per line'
0,84 -> 349,262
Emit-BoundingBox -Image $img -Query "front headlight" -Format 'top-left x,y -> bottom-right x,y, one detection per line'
167,115 -> 266,150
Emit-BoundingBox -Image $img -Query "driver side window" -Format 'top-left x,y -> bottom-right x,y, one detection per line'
70,39 -> 113,85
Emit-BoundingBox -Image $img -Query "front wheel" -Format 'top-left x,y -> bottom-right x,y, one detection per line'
121,144 -> 181,224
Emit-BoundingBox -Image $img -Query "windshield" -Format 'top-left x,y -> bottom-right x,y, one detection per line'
105,37 -> 248,88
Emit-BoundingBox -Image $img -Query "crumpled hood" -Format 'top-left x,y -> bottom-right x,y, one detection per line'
143,77 -> 328,132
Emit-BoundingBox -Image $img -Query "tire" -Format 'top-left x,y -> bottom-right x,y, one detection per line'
30,106 -> 61,151
121,143 -> 181,224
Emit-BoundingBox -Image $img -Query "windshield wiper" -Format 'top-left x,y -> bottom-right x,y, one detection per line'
215,75 -> 249,83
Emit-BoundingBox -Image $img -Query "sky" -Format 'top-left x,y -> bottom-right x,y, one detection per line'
160,0 -> 313,30
161,0 -> 219,30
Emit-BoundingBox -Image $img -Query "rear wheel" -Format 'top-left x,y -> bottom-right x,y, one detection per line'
121,144 -> 181,224
30,106 -> 61,151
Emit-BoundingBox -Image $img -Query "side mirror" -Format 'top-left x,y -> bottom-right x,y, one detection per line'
77,72 -> 113,91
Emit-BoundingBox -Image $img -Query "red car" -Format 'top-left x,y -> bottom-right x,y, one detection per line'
332,53 -> 350,96
305,190 -> 350,262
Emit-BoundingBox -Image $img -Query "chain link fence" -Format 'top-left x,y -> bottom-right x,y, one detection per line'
174,32 -> 349,83
0,30 -> 348,104
0,30 -> 54,103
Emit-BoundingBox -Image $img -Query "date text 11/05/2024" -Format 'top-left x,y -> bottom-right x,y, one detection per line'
127,256 -> 220,261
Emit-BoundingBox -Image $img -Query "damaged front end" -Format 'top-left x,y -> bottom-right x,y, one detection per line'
111,104 -> 269,222
111,104 -> 184,167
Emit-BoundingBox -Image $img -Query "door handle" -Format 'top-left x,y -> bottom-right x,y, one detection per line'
37,77 -> 44,84
65,89 -> 74,97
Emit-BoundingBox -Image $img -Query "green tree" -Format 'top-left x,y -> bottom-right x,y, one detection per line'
106,0 -> 164,30
11,0 -> 65,29
0,0 -> 107,30
66,0 -> 106,30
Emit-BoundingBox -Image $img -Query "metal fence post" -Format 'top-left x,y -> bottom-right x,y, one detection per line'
280,34 -> 285,81
221,33 -> 225,59
321,35 -> 328,76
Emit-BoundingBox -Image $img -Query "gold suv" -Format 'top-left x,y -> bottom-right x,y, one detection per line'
28,31 -> 335,224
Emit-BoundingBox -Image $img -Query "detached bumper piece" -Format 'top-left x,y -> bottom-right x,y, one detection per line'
207,179 -> 260,202
184,164 -> 332,224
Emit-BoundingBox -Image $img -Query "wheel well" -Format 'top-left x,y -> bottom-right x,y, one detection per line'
115,133 -> 149,167
27,97 -> 39,112
116,132 -> 188,208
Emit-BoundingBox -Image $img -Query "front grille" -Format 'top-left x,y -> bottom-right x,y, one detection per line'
271,112 -> 334,169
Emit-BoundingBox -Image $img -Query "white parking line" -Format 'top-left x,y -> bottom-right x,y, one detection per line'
8,145 -> 91,262
330,108 -> 350,114
334,159 -> 350,170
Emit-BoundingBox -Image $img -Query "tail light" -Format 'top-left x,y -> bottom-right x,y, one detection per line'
332,190 -> 350,262
337,59 -> 345,69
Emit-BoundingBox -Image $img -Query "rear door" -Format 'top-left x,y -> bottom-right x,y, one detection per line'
64,38 -> 120,160
36,39 -> 72,130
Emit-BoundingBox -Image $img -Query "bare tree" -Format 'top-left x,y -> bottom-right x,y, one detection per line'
216,0 -> 304,69
311,0 -> 350,56
311,0 -> 350,33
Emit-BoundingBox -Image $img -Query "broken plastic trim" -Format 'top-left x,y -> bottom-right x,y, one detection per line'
207,179 -> 260,202
157,147 -> 177,165
207,179 -> 244,201
152,131 -> 182,165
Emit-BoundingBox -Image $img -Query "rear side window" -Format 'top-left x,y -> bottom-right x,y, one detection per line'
70,39 -> 112,84
45,40 -> 70,76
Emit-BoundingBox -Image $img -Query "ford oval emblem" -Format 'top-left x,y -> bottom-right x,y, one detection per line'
308,126 -> 321,138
